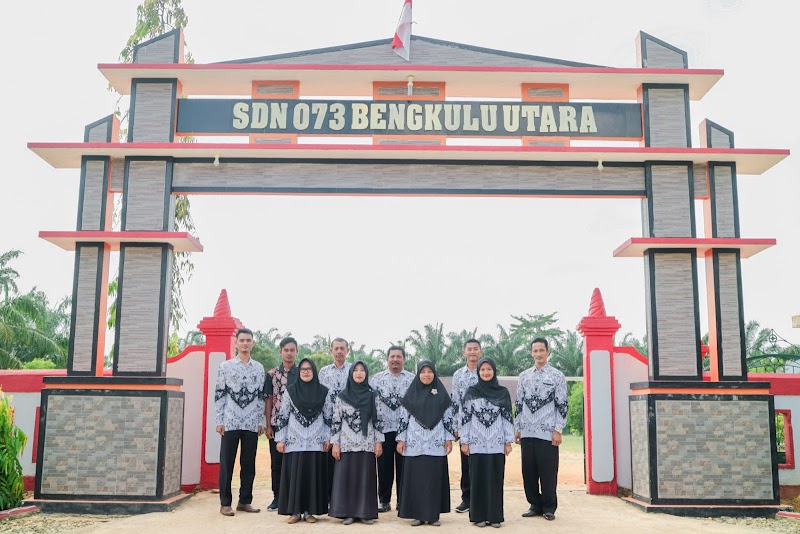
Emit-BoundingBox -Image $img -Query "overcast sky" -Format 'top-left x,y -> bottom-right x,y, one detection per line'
1,0 -> 798,352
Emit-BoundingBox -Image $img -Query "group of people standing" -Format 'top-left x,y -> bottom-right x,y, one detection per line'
214,329 -> 568,527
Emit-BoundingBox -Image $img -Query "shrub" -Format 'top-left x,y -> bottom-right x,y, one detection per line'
23,358 -> 57,370
566,381 -> 584,435
0,388 -> 27,510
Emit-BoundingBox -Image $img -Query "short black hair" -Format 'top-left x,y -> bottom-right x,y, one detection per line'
387,345 -> 406,359
236,328 -> 254,339
531,337 -> 549,350
279,336 -> 298,350
463,338 -> 482,349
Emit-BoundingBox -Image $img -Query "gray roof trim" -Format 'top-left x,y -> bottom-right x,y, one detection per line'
217,35 -> 606,68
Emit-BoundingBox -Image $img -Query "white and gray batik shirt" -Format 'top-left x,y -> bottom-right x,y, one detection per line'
450,365 -> 479,434
330,397 -> 385,453
396,405 -> 456,457
214,356 -> 267,433
514,364 -> 568,442
369,369 -> 415,433
319,362 -> 352,403
460,397 -> 515,455
274,391 -> 334,453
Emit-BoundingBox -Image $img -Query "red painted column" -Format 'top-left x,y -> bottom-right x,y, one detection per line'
577,288 -> 621,495
196,289 -> 242,488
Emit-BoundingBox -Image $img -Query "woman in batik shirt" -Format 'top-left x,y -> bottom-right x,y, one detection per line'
459,357 -> 514,528
329,361 -> 385,525
396,360 -> 455,527
275,358 -> 333,524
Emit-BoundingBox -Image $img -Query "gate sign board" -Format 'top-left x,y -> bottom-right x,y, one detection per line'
176,98 -> 643,138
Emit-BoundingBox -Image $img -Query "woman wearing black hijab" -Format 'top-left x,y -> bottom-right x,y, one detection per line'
275,358 -> 333,524
459,357 -> 514,528
328,361 -> 385,525
396,360 -> 455,526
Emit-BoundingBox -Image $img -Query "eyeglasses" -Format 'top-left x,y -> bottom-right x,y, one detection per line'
299,368 -> 313,373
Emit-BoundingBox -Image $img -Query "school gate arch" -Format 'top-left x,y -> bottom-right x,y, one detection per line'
28,30 -> 789,514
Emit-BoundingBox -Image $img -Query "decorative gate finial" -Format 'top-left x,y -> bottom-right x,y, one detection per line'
588,287 -> 607,317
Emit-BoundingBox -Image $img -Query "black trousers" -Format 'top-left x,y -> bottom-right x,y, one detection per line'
520,437 -> 559,514
460,450 -> 471,502
377,431 -> 405,505
269,426 -> 283,497
327,448 -> 336,502
219,429 -> 258,507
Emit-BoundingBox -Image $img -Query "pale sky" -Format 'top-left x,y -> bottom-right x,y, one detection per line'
1,0 -> 798,352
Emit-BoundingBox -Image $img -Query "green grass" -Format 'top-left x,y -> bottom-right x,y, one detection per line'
559,433 -> 583,454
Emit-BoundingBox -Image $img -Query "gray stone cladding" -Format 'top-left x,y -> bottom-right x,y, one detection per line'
655,398 -> 774,500
70,246 -> 100,372
134,33 -> 178,64
123,160 -> 171,231
130,82 -> 175,142
116,247 -> 165,373
172,161 -> 645,195
79,160 -> 107,231
163,395 -> 184,495
643,40 -> 686,69
716,252 -> 744,377
86,122 -> 109,143
648,165 -> 693,237
710,165 -> 737,238
40,394 -> 161,497
630,399 -> 650,498
652,253 -> 699,377
710,127 -> 733,149
646,88 -> 689,147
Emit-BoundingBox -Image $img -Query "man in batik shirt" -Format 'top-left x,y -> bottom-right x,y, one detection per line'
370,345 -> 414,512
265,336 -> 299,511
450,338 -> 482,513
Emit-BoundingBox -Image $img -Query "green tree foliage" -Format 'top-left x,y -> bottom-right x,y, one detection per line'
23,358 -> 57,370
550,330 -> 584,377
619,332 -> 648,356
566,381 -> 584,435
0,389 -> 27,510
0,251 -> 69,369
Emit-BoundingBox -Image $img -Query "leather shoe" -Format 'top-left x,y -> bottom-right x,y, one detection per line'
521,508 -> 541,518
304,513 -> 317,523
288,514 -> 301,524
220,506 -> 234,516
543,513 -> 555,521
378,502 -> 391,513
236,503 -> 261,513
343,517 -> 355,525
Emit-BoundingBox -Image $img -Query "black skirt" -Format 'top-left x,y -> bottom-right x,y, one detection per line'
398,455 -> 450,522
278,451 -> 328,516
469,453 -> 505,524
328,451 -> 378,520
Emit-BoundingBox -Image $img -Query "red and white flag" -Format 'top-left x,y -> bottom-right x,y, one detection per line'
392,0 -> 412,61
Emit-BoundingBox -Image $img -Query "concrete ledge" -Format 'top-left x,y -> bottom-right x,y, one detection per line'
0,505 -> 38,520
623,496 -> 791,518
24,492 -> 191,515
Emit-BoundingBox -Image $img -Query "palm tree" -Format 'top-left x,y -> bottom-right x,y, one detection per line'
483,325 -> 528,376
550,330 -> 584,377
620,332 -> 648,356
509,312 -> 564,346
406,323 -> 449,374
0,250 -> 22,302
0,292 -> 65,369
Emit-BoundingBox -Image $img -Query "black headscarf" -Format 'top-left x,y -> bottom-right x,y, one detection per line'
463,357 -> 511,409
287,358 -> 329,421
337,361 -> 377,436
401,360 -> 451,430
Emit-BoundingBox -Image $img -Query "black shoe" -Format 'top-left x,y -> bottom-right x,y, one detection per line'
521,507 -> 541,518
543,513 -> 555,521
455,501 -> 469,513
267,498 -> 279,511
378,502 -> 391,513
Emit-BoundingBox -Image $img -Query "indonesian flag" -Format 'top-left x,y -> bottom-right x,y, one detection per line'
392,0 -> 412,61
